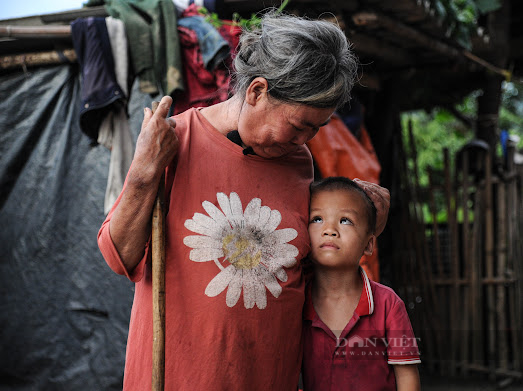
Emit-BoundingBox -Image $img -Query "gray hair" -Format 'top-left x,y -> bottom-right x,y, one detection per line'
232,12 -> 358,109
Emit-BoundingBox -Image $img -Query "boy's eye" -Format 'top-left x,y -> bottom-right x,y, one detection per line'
310,216 -> 323,223
340,217 -> 352,225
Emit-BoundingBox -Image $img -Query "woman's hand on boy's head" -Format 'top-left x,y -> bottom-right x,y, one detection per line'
353,179 -> 390,237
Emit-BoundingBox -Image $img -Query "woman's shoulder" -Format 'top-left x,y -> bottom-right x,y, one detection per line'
172,107 -> 219,137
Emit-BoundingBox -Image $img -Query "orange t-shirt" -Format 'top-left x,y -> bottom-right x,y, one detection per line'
98,108 -> 313,390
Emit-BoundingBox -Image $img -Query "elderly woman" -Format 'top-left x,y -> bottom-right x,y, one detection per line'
98,12 -> 388,390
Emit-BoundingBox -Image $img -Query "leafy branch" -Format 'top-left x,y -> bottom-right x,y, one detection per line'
198,0 -> 289,30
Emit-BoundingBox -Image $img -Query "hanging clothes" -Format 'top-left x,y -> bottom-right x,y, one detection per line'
105,16 -> 130,98
307,114 -> 382,281
71,17 -> 126,143
104,0 -> 184,96
71,16 -> 134,215
178,15 -> 230,71
97,16 -> 134,215
173,5 -> 241,114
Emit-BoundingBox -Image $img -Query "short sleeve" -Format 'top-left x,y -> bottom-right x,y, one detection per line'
385,299 -> 421,365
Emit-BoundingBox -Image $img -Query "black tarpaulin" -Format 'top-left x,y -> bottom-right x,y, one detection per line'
0,64 -> 147,390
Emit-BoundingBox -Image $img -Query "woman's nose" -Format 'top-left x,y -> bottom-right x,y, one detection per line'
292,131 -> 315,146
291,135 -> 306,146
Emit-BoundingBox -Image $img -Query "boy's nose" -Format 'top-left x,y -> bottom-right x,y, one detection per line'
322,228 -> 338,237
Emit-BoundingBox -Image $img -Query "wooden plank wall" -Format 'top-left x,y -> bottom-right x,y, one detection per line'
393,126 -> 523,383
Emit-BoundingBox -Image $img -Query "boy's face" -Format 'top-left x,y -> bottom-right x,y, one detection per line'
308,189 -> 375,269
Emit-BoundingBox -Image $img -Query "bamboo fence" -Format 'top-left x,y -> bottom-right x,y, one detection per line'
393,123 -> 523,383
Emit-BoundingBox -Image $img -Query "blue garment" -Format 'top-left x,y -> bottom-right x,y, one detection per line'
178,15 -> 230,70
337,99 -> 362,138
71,17 -> 125,143
501,129 -> 508,158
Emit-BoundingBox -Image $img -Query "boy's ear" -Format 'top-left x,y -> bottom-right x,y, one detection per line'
363,235 -> 376,256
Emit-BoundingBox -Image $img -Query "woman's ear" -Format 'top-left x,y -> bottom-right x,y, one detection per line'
363,235 -> 376,256
245,77 -> 269,106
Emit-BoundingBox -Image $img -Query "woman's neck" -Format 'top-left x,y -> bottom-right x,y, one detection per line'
200,97 -> 242,136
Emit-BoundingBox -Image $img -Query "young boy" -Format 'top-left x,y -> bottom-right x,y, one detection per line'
302,177 -> 421,391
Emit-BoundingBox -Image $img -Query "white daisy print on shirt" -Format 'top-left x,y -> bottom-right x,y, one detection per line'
183,192 -> 299,309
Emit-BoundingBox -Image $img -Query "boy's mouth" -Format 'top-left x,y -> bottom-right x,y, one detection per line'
320,241 -> 339,250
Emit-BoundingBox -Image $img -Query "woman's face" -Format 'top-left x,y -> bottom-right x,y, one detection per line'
238,87 -> 335,159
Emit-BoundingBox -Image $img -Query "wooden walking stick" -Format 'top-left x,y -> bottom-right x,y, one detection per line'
151,101 -> 166,391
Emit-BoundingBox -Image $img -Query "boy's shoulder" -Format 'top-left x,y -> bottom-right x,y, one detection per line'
368,279 -> 405,311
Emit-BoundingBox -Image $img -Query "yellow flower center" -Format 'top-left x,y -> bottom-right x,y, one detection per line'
222,233 -> 262,269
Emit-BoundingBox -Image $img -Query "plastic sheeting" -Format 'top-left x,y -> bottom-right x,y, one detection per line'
0,64 -> 149,390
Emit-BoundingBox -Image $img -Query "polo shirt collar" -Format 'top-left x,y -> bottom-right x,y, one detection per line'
355,267 -> 374,316
304,267 -> 374,321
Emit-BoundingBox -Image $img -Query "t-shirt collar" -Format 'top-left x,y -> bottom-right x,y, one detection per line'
304,267 -> 374,321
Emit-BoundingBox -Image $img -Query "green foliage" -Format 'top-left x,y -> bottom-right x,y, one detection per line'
402,80 -> 523,225
198,0 -> 289,30
429,0 -> 502,49
401,106 -> 471,188
198,10 -> 224,28
401,95 -> 475,224
231,12 -> 263,30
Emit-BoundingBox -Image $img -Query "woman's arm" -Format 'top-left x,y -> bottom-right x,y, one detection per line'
108,96 -> 179,272
394,364 -> 421,391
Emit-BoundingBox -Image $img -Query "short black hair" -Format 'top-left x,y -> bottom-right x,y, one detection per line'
310,176 -> 377,234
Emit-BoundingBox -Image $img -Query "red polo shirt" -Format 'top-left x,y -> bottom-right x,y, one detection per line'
302,268 -> 420,391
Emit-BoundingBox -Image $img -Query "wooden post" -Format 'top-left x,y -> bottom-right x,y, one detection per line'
151,101 -> 166,391
470,151 -> 484,370
506,143 -> 521,371
518,161 -> 523,371
407,120 -> 441,371
475,0 -> 511,150
496,177 -> 508,372
428,169 -> 444,277
0,49 -> 77,70
484,152 -> 496,379
396,127 -> 430,368
427,168 -> 447,375
460,150 -> 471,375
444,148 -> 458,375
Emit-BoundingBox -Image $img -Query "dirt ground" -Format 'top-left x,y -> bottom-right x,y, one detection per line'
420,371 -> 523,391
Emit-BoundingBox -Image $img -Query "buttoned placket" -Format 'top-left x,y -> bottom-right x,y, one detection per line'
311,313 -> 362,390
